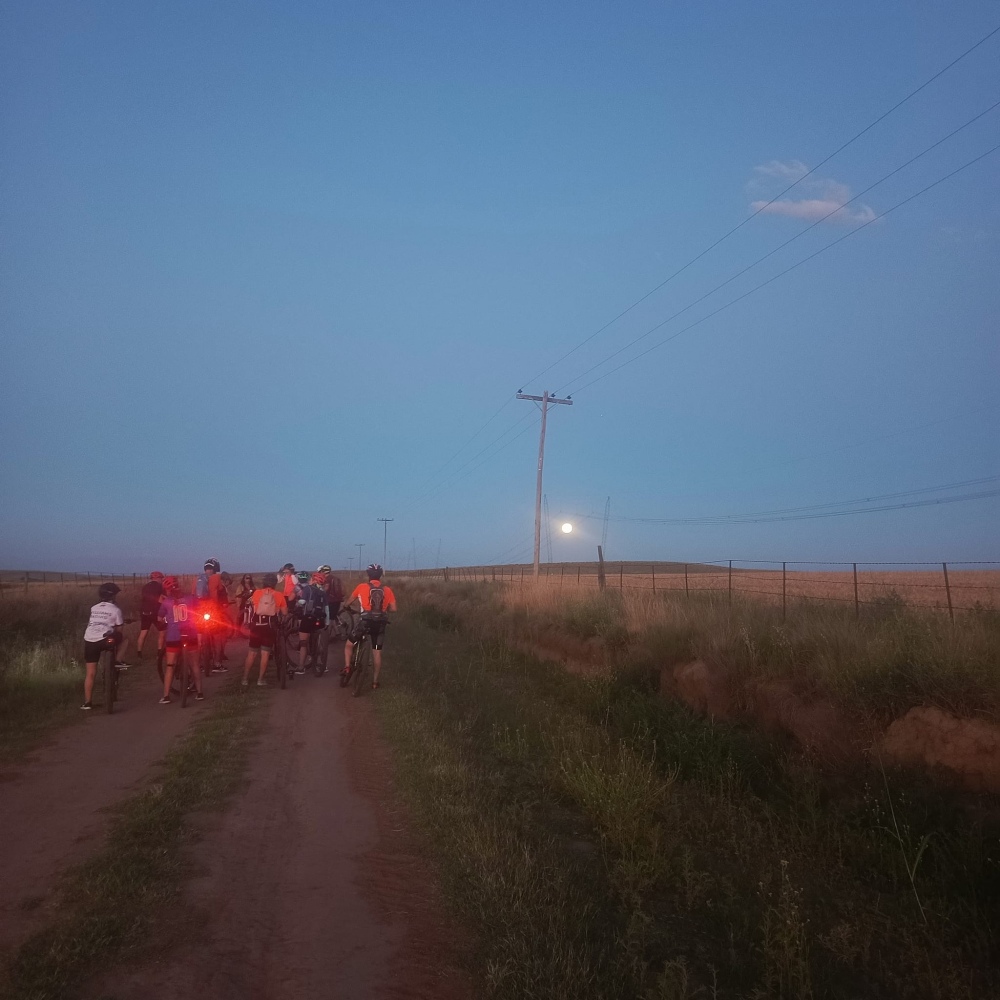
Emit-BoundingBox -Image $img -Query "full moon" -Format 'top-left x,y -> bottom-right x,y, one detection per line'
561,522 -> 573,533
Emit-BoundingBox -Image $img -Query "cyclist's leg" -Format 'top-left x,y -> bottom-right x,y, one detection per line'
162,646 -> 179,700
137,627 -> 149,653
343,638 -> 354,673
114,631 -> 130,666
371,624 -> 386,686
83,658 -> 99,704
259,648 -> 271,682
298,631 -> 310,671
243,647 -> 257,685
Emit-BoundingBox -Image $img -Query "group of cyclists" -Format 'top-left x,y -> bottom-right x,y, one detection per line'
80,559 -> 397,710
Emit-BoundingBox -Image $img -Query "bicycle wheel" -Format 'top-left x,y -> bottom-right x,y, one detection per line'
180,649 -> 189,708
104,648 -> 116,715
312,630 -> 328,677
200,633 -> 214,677
351,639 -> 371,697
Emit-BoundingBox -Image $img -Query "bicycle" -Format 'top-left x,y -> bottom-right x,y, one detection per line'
102,637 -> 121,714
308,623 -> 331,677
272,615 -> 294,689
341,614 -> 388,697
101,618 -> 135,714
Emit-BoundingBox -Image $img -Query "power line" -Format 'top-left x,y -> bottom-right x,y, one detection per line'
565,476 -> 1000,525
398,410 -> 542,516
553,99 -> 1000,396
566,141 -> 1000,395
517,21 -> 1000,392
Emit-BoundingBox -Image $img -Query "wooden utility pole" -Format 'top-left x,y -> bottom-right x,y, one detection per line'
517,390 -> 573,577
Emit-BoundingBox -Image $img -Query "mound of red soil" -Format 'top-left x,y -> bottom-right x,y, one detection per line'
881,707 -> 1000,793
671,660 -> 733,720
752,682 -> 854,762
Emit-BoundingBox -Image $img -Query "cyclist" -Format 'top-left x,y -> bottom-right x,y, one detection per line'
217,572 -> 235,662
158,576 -> 204,704
243,572 -> 288,686
195,558 -> 226,675
136,571 -> 167,674
317,564 -> 344,620
342,564 -> 397,690
235,574 -> 256,628
276,563 -> 297,604
297,572 -> 330,672
81,581 -> 132,710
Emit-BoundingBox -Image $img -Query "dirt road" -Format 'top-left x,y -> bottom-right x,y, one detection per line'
0,656 -> 218,956
88,663 -> 469,1000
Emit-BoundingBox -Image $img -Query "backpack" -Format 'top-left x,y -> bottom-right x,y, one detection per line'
368,583 -> 385,613
195,572 -> 210,599
255,589 -> 278,620
303,584 -> 325,618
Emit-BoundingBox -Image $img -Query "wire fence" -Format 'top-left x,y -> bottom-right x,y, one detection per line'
399,559 -> 1000,620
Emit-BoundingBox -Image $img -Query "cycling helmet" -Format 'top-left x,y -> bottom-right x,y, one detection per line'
204,558 -> 220,572
317,564 -> 332,575
263,572 -> 278,589
296,570 -> 311,584
98,582 -> 120,600
162,575 -> 180,594
281,563 -> 295,573
366,563 -> 383,580
149,571 -> 165,581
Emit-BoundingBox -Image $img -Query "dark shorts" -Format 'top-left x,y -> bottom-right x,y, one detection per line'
298,616 -> 325,635
165,634 -> 198,652
84,634 -> 120,663
350,614 -> 388,651
249,623 -> 277,651
140,611 -> 166,632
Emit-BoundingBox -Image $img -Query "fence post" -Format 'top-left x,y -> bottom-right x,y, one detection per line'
597,546 -> 606,591
684,564 -> 689,598
577,565 -> 581,584
619,563 -> 624,590
782,562 -> 787,621
492,566 -> 496,582
728,561 -> 733,606
87,571 -> 91,584
651,564 -> 656,594
60,572 -> 64,586
853,563 -> 859,619
520,565 -> 524,584
133,573 -> 137,586
560,565 -> 564,590
943,562 -> 954,623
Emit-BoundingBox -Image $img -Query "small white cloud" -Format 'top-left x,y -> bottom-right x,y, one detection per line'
748,160 -> 875,225
754,159 -> 809,182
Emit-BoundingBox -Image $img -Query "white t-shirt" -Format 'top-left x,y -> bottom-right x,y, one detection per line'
84,602 -> 125,642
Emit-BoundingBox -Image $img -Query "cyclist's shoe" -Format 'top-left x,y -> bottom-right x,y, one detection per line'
159,696 -> 172,705
195,692 -> 206,701
81,702 -> 93,711
214,664 -> 228,673
256,679 -> 268,687
241,678 -> 249,687
372,681 -> 380,690
114,661 -> 131,670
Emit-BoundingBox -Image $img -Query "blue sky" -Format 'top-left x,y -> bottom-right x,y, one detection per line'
1,0 -> 997,573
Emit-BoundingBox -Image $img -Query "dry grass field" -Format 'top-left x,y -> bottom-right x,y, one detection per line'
406,563 -> 1000,614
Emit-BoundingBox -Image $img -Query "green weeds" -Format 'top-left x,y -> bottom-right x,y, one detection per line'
375,589 -> 1000,1000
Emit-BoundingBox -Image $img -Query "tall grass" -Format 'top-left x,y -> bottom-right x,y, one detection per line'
0,584 -> 142,758
414,579 -> 1000,720
377,587 -> 1000,1000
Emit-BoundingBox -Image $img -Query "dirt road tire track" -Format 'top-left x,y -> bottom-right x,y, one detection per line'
90,668 -> 470,1000
0,656 -> 228,959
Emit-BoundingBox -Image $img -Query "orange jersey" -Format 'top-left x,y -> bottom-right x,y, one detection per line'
348,581 -> 396,612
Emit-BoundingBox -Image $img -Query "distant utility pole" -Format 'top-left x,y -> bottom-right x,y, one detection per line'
356,543 -> 365,572
348,556 -> 354,572
377,518 -> 394,568
517,389 -> 573,577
